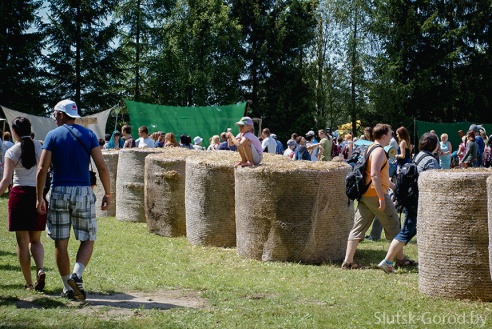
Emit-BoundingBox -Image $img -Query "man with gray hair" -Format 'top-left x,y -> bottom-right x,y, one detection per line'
36,99 -> 111,301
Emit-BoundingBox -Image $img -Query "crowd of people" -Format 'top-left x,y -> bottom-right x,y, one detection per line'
2,105 -> 491,298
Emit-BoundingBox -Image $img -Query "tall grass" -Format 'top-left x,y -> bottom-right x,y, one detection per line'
0,194 -> 490,328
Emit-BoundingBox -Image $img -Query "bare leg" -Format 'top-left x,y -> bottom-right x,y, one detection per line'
54,239 -> 71,276
343,239 -> 360,264
16,231 -> 33,286
384,239 -> 405,262
242,141 -> 253,164
76,240 -> 94,267
237,145 -> 248,164
29,231 -> 44,271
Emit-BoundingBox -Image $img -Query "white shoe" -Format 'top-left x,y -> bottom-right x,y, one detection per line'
378,260 -> 394,274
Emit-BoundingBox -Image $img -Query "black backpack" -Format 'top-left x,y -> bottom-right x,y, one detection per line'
393,154 -> 432,210
345,144 -> 384,201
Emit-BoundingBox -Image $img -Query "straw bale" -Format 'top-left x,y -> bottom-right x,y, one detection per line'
417,169 -> 492,301
235,159 -> 352,263
488,176 -> 492,283
144,148 -> 195,237
92,150 -> 119,217
185,151 -> 237,247
115,148 -> 165,222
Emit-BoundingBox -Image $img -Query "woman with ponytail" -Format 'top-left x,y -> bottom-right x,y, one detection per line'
0,117 -> 46,291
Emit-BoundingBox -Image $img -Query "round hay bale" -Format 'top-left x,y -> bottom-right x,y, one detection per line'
185,151 -> 237,247
92,150 -> 119,217
235,158 -> 352,263
145,148 -> 195,237
115,148 -> 165,222
488,176 -> 492,284
417,169 -> 492,301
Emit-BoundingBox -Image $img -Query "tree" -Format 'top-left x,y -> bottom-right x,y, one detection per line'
43,0 -> 123,113
146,0 -> 244,106
373,0 -> 492,124
0,0 -> 46,113
231,0 -> 317,139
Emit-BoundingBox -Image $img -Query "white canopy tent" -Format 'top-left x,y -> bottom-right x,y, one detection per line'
0,106 -> 112,141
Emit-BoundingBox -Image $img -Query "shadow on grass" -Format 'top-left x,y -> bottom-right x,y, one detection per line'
0,264 -> 19,271
0,296 -> 65,309
0,250 -> 16,257
0,291 -> 188,311
85,292 -> 183,310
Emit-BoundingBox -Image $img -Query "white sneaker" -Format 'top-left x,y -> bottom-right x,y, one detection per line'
378,260 -> 394,274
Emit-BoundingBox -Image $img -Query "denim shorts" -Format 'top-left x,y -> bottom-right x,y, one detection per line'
46,186 -> 97,241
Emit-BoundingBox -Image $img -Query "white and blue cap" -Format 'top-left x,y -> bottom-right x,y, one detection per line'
54,99 -> 81,118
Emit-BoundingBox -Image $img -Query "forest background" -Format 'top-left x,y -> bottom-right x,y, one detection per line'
1,0 -> 491,142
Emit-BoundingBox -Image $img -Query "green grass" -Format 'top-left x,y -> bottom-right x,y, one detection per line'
0,194 -> 491,328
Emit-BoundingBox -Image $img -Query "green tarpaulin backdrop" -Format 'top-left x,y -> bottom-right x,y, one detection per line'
415,120 -> 491,152
125,100 -> 247,147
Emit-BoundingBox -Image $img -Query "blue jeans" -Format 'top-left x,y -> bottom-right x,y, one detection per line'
394,205 -> 417,244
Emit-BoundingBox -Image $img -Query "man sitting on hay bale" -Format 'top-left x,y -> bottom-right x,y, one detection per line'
226,117 -> 263,167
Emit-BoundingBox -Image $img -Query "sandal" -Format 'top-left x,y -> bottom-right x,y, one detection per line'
34,268 -> 46,291
24,284 -> 34,290
241,161 -> 254,167
395,256 -> 418,267
234,161 -> 244,167
341,261 -> 361,270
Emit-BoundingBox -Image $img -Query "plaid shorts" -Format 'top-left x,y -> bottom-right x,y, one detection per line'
46,186 -> 97,241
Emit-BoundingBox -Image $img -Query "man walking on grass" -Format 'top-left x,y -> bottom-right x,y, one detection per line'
341,123 -> 401,269
36,99 -> 112,301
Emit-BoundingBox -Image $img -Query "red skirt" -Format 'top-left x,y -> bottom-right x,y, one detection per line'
8,186 -> 47,232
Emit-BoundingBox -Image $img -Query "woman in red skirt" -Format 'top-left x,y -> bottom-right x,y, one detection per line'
0,117 -> 46,290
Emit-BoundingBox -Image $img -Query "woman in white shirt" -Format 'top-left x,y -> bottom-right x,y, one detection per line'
0,117 -> 46,291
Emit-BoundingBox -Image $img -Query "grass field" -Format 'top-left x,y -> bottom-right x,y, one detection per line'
0,194 -> 490,328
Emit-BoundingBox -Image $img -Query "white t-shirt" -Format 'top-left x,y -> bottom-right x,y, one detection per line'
136,137 -> 155,148
283,148 -> 294,158
5,140 -> 42,187
261,136 -> 277,154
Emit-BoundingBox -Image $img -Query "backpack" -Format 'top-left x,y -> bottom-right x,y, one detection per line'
393,154 -> 432,210
346,145 -> 368,165
345,144 -> 384,201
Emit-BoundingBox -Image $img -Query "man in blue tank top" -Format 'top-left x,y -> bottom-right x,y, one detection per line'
36,99 -> 111,301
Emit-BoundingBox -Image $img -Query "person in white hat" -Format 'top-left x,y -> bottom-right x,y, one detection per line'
193,136 -> 205,151
35,99 -> 111,301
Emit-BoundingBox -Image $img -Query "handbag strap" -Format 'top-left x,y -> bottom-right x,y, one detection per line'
63,124 -> 93,169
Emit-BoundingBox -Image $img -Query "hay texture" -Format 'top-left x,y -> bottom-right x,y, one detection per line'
185,151 -> 237,247
92,150 -> 119,217
417,169 -> 492,301
488,176 -> 492,283
115,148 -> 164,222
144,148 -> 195,237
235,157 -> 352,263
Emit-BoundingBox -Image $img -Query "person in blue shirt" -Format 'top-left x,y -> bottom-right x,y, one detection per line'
271,134 -> 284,155
36,99 -> 111,301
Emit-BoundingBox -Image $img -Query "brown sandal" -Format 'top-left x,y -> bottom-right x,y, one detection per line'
395,257 -> 418,267
34,268 -> 46,291
341,261 -> 361,269
24,284 -> 34,290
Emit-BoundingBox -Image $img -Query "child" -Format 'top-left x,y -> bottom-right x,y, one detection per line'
226,117 -> 263,167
